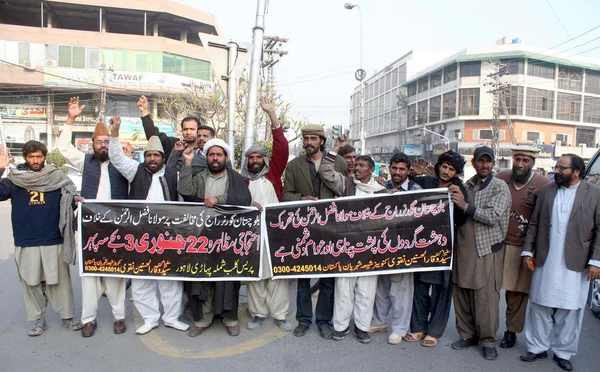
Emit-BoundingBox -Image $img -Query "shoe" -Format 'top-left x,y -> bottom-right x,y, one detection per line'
136,322 -> 159,335
318,324 -> 333,339
81,321 -> 97,337
27,318 -> 47,337
368,324 -> 388,333
188,325 -> 206,337
500,331 -> 516,349
246,316 -> 266,330
164,320 -> 189,331
483,347 -> 498,360
353,327 -> 371,344
226,324 -> 240,337
113,320 -> 127,335
388,333 -> 403,345
331,326 -> 350,341
62,318 -> 83,331
520,351 -> 548,362
452,338 -> 479,350
553,355 -> 573,371
274,319 -> 292,332
293,323 -> 309,337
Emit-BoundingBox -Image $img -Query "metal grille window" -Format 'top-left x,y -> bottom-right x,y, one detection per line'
500,59 -> 524,75
584,96 -> 600,124
408,82 -> 417,97
444,63 -> 457,83
556,93 -> 581,122
430,70 -> 442,88
558,66 -> 583,92
576,128 -> 595,147
527,59 -> 555,79
526,88 -> 554,118
429,96 -> 441,122
417,101 -> 428,124
442,91 -> 457,119
459,61 -> 481,77
585,71 -> 600,94
418,77 -> 428,93
407,104 -> 416,126
504,86 -> 523,115
459,88 -> 480,116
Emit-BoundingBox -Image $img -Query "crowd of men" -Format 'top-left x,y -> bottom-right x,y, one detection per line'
1,94 -> 599,371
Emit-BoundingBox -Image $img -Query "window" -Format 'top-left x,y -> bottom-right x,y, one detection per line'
459,61 -> 481,77
86,48 -> 99,69
558,66 -> 583,92
418,77 -> 428,93
58,45 -> 72,68
585,71 -> 600,94
504,86 -> 523,115
500,59 -> 524,75
444,63 -> 457,83
392,68 -> 399,88
556,93 -> 581,121
430,70 -> 442,88
442,91 -> 457,119
576,128 -> 595,147
527,59 -> 555,79
555,133 -> 569,144
526,88 -> 554,118
18,42 -> 30,64
385,73 -> 392,92
407,104 -> 416,126
526,131 -> 540,141
429,96 -> 441,122
459,88 -> 480,115
73,47 -> 85,68
417,101 -> 428,124
379,77 -> 385,95
584,96 -> 600,124
407,82 -> 417,97
46,45 -> 58,61
479,129 -> 493,140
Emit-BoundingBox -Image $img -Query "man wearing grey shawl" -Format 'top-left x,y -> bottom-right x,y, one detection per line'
242,97 -> 291,332
0,141 -> 83,337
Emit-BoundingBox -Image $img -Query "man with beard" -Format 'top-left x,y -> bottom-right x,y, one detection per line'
494,146 -> 550,349
56,97 -> 129,337
282,124 -> 347,339
178,139 -> 252,337
449,146 -> 511,360
318,145 -> 387,344
0,142 -> 83,336
241,97 -> 291,332
108,118 -> 189,335
138,95 -> 207,164
520,154 -> 600,371
404,150 -> 468,347
369,151 -> 421,345
338,145 -> 356,177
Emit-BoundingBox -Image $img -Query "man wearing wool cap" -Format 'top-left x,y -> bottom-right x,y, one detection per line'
179,137 -> 252,337
241,97 -> 292,332
494,145 -> 550,350
109,119 -> 188,335
56,97 -> 129,338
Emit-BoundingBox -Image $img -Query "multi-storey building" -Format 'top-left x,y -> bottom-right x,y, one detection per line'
350,38 -> 600,167
0,0 -> 222,155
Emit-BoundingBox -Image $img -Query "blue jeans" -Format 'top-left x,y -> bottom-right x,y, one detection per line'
295,278 -> 334,327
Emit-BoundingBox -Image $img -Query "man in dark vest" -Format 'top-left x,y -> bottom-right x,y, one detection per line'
108,117 -> 188,335
56,97 -> 129,337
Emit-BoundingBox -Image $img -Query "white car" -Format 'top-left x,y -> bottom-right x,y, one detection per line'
64,164 -> 82,192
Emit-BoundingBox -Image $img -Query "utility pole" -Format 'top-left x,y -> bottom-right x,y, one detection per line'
227,41 -> 239,155
97,65 -> 109,123
484,60 -> 517,160
261,35 -> 288,141
243,0 -> 267,154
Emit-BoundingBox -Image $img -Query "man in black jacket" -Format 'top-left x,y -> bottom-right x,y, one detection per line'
178,138 -> 252,337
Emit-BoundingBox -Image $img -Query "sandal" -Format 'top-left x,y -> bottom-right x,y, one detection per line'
422,335 -> 438,347
403,331 -> 426,342
62,318 -> 83,331
28,318 -> 47,337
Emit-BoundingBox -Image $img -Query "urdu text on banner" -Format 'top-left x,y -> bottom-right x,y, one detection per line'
78,201 -> 261,281
263,189 -> 454,279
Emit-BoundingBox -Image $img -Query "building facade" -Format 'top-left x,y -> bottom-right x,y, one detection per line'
0,0 -> 222,155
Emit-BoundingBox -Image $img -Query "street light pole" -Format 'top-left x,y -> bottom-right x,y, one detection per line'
423,127 -> 450,149
345,3 -> 365,155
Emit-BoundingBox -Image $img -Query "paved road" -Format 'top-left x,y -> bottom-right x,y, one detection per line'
0,202 -> 599,372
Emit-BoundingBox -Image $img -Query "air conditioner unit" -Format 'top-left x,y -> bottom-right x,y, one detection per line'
99,62 -> 112,70
23,61 -> 36,70
45,59 -> 57,67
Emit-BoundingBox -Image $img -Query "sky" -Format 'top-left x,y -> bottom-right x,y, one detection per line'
176,0 -> 600,128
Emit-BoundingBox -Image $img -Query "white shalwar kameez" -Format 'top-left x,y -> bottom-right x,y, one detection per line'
333,185 -> 378,332
524,182 -> 594,361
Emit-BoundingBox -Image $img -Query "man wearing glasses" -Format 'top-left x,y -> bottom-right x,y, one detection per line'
56,97 -> 129,338
520,154 -> 600,371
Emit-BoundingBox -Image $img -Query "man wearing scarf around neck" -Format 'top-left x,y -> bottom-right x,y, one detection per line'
0,142 -> 83,337
319,136 -> 387,344
242,97 -> 292,332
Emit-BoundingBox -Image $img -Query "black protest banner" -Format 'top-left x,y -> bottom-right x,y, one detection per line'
263,189 -> 453,278
78,201 -> 261,281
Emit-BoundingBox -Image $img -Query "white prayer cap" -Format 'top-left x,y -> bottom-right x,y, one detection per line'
203,138 -> 231,158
